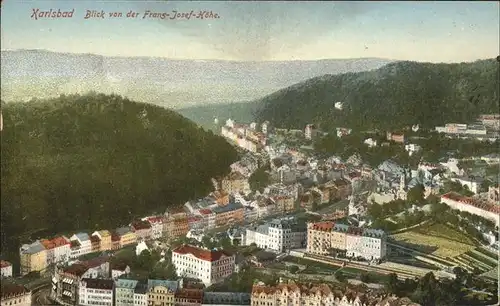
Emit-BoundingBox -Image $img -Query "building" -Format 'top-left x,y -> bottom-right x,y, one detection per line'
145,216 -> 165,240
1,260 -> 13,278
386,132 -> 405,143
441,192 -> 500,227
134,280 -> 148,306
147,279 -> 179,306
244,218 -> 307,253
250,281 -> 420,306
78,278 -> 114,306
212,190 -> 230,206
69,232 -> 92,259
306,222 -> 387,260
331,178 -> 352,200
111,263 -> 130,279
222,171 -> 250,194
175,288 -> 204,306
131,220 -> 153,242
115,226 -> 138,248
213,201 -> 245,227
0,284 -> 31,306
92,230 -> 112,251
488,185 -> 499,204
172,245 -> 235,287
19,240 -> 47,275
40,236 -> 71,266
203,292 -> 250,306
90,235 -> 101,253
164,211 -> 190,241
115,279 -> 138,306
271,195 -> 295,214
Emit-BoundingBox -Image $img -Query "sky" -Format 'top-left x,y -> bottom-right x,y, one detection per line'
1,0 -> 499,62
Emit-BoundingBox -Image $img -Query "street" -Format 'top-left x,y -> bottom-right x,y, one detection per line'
31,285 -> 53,306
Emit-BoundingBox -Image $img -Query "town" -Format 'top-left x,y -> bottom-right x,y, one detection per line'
1,115 -> 498,306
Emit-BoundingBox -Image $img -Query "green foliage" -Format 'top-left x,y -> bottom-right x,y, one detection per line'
288,265 -> 299,274
0,93 -> 238,254
406,184 -> 425,204
255,59 -> 499,131
249,166 -> 271,192
385,271 -> 498,306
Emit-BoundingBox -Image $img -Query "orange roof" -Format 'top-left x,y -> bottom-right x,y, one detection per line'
442,192 -> 500,214
173,244 -> 231,262
199,209 -> 213,215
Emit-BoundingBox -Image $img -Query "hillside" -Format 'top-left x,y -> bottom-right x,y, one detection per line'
254,59 -> 500,130
0,94 -> 238,253
178,101 -> 261,132
1,50 -> 393,107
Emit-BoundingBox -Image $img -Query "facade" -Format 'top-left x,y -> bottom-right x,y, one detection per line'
134,281 -> 148,306
213,202 -> 245,227
175,288 -> 203,306
271,195 -> 295,214
244,218 -> 307,253
145,216 -> 164,240
203,292 -> 250,306
131,220 -> 153,242
115,279 -> 138,306
164,211 -> 190,241
147,279 -> 179,306
92,230 -> 112,251
116,227 -> 138,248
79,278 -> 114,306
111,263 -> 131,279
0,284 -> 31,306
222,171 -> 250,194
307,222 -> 387,260
172,245 -> 235,287
40,236 -> 71,266
53,256 -> 110,305
441,192 -> 500,227
69,232 -> 92,259
250,281 -> 420,306
0,260 -> 13,278
19,240 -> 47,275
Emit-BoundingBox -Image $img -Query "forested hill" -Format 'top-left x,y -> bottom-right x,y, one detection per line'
254,59 -> 499,130
0,94 -> 238,252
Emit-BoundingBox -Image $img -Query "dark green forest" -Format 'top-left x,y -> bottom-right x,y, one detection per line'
0,93 -> 238,256
254,59 -> 499,130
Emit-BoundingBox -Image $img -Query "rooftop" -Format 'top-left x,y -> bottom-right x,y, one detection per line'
203,292 -> 251,305
1,284 -> 29,300
173,244 -> 232,262
131,220 -> 152,230
147,279 -> 179,292
82,278 -> 114,290
20,240 -> 45,255
72,232 -> 90,242
0,260 -> 12,268
212,201 -> 244,214
115,279 -> 138,289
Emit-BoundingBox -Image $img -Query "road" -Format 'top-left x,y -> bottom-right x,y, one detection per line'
31,285 -> 55,306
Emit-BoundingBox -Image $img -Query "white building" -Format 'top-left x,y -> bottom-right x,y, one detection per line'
78,278 -> 114,306
115,279 -> 138,306
111,264 -> 130,279
405,144 -> 422,156
364,138 -> 378,148
305,124 -> 318,140
133,281 -> 148,306
41,236 -> 71,266
244,218 -> 306,253
172,245 -> 235,287
69,233 -> 92,259
441,193 -> 500,227
450,176 -> 481,194
136,241 -> 150,256
143,216 -> 164,240
1,260 -> 13,278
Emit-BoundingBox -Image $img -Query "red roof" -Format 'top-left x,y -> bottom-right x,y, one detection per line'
131,220 -> 152,230
199,209 -> 213,215
311,222 -> 335,231
40,236 -> 70,250
173,244 -> 231,262
188,216 -> 202,223
147,216 -> 164,224
0,260 -> 12,268
442,192 -> 500,214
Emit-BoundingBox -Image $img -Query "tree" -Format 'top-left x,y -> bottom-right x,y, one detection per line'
360,271 -> 372,283
407,184 -> 425,205
385,273 -> 400,294
249,167 -> 271,192
288,265 -> 299,274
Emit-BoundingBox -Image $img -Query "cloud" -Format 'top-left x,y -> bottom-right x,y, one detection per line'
131,1 -> 374,60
